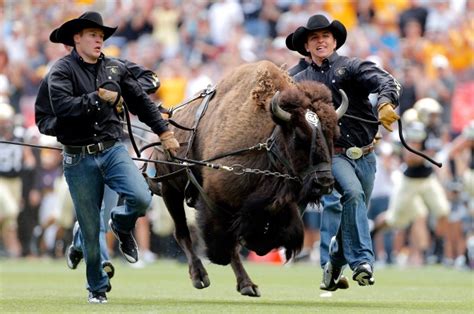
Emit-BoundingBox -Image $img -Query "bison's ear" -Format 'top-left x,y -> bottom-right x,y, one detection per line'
270,91 -> 291,125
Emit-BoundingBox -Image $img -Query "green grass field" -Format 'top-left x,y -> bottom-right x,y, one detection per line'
1,258 -> 473,313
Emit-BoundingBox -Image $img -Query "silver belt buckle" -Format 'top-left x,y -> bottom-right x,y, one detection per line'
86,143 -> 97,154
345,147 -> 363,160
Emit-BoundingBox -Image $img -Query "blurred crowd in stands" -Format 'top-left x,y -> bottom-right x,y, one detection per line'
0,0 -> 472,270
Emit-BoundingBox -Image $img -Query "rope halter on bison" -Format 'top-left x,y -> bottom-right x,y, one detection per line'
150,60 -> 346,297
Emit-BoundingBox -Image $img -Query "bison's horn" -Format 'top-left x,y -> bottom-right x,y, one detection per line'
336,89 -> 348,120
271,91 -> 291,122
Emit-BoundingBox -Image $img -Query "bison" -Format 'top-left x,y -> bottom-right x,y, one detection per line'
148,60 -> 347,297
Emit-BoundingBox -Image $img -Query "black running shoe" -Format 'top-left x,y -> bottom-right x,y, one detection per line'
66,222 -> 83,269
102,261 -> 115,279
320,261 -> 349,291
108,219 -> 139,263
102,261 -> 115,292
66,244 -> 83,269
88,291 -> 107,304
352,263 -> 375,286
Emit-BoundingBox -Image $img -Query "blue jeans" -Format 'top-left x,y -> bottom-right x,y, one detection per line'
320,152 -> 376,270
319,190 -> 342,268
73,184 -> 119,262
63,142 -> 152,292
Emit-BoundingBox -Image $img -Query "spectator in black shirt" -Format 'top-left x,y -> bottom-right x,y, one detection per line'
398,0 -> 428,37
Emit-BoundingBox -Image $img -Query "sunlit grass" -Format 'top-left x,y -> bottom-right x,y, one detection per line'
1,258 -> 473,313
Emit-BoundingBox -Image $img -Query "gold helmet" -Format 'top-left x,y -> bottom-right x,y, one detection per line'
404,121 -> 427,142
401,108 -> 419,125
413,98 -> 443,125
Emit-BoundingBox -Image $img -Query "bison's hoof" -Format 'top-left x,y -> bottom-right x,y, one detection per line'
189,261 -> 210,289
240,285 -> 261,297
192,275 -> 210,289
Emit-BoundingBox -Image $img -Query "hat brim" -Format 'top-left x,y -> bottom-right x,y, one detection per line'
290,20 -> 347,57
50,19 -> 117,46
285,32 -> 295,51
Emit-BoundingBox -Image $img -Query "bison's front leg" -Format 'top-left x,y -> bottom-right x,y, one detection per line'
161,184 -> 210,289
231,245 -> 261,297
188,255 -> 210,289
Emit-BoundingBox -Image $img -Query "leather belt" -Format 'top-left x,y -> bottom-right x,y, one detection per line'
63,140 -> 117,155
334,143 -> 374,160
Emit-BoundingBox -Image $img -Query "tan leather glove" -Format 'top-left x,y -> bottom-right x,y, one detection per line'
159,130 -> 180,156
98,88 -> 124,113
378,103 -> 400,132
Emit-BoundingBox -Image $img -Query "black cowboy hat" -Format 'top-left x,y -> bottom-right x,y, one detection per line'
49,11 -> 117,46
285,14 -> 347,56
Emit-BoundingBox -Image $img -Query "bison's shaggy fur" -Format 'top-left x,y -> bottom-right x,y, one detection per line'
152,60 -> 340,297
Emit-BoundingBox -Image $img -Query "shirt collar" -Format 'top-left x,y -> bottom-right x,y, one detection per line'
311,52 -> 339,71
71,48 -> 104,65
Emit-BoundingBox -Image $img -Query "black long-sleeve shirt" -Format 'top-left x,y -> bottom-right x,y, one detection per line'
293,52 -> 401,148
35,49 -> 167,145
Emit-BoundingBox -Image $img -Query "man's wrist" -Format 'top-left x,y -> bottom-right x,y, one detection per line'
377,102 -> 394,112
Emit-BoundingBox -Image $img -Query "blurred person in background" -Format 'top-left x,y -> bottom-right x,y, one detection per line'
428,54 -> 456,126
448,121 -> 474,209
183,16 -> 222,65
113,4 -> 153,44
30,135 -> 63,257
368,140 -> 398,266
400,18 -> 429,67
150,0 -> 182,58
17,126 -> 41,257
241,0 -> 267,39
4,21 -> 28,114
0,103 -> 35,257
34,11 -> 179,304
356,0 -> 375,26
443,180 -> 469,269
397,61 -> 430,116
259,0 -> 282,39
374,102 -> 450,266
4,21 -> 27,64
447,121 -> 474,268
398,0 -> 428,38
207,0 -> 244,49
425,0 -> 458,35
